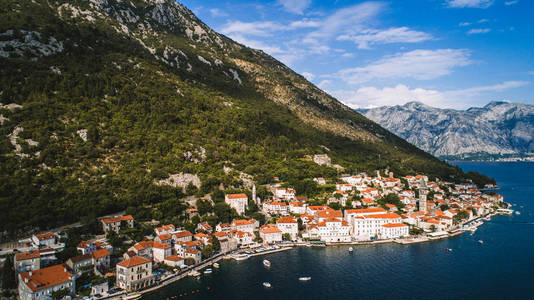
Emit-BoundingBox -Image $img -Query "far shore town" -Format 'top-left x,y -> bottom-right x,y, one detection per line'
1,161 -> 512,299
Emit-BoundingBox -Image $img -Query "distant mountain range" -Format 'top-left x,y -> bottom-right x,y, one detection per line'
359,101 -> 534,160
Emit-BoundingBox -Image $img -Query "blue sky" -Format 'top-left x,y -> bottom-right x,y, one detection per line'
180,0 -> 533,109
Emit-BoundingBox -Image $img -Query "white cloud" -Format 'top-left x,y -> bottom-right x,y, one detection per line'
331,85 -> 446,108
220,21 -> 285,36
301,72 -> 315,81
209,8 -> 228,17
459,22 -> 471,27
306,2 -> 385,41
289,19 -> 321,29
330,81 -> 528,109
447,80 -> 528,96
336,49 -> 472,84
278,0 -> 311,15
478,18 -> 489,23
318,80 -> 332,89
447,0 -> 494,8
505,0 -> 519,5
467,28 -> 491,34
338,27 -> 433,49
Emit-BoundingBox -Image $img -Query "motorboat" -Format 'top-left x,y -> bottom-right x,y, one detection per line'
348,247 -> 354,253
299,277 -> 311,281
478,240 -> 484,244
204,268 -> 212,274
445,248 -> 453,252
213,263 -> 220,269
263,282 -> 272,288
263,259 -> 271,268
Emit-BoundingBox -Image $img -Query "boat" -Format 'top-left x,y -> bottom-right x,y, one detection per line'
213,263 -> 220,269
188,270 -> 200,277
234,254 -> 249,261
123,293 -> 142,300
478,240 -> 484,244
204,268 -> 212,274
263,282 -> 272,288
445,248 -> 453,252
348,247 -> 354,253
515,211 -> 521,215
263,259 -> 271,268
299,277 -> 311,281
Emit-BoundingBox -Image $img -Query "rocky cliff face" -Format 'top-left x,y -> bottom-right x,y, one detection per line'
359,101 -> 534,159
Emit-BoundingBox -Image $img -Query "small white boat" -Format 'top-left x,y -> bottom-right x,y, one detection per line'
263,259 -> 271,268
204,268 -> 212,274
263,282 -> 272,288
213,263 -> 220,269
188,270 -> 200,277
123,293 -> 142,300
478,240 -> 484,244
515,211 -> 521,215
299,277 -> 311,281
348,247 -> 354,253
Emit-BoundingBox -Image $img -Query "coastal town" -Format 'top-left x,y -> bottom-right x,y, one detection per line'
0,155 -> 511,300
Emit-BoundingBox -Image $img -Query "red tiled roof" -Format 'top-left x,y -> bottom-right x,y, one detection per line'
226,193 -> 248,199
165,255 -> 184,262
19,264 -> 72,292
117,256 -> 150,268
345,207 -> 386,214
382,223 -> 407,228
101,215 -> 133,224
276,216 -> 298,224
92,249 -> 111,259
174,231 -> 193,238
35,233 -> 56,240
15,250 -> 40,261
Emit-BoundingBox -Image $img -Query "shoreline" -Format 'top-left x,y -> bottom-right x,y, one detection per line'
129,209 -> 510,299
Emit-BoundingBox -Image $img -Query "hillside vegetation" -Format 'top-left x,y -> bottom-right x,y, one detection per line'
0,0 -> 491,236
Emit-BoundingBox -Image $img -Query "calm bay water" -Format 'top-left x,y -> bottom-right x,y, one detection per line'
143,162 -> 534,300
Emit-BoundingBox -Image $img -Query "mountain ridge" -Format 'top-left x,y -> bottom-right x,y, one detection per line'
0,0 -> 487,235
359,101 -> 534,160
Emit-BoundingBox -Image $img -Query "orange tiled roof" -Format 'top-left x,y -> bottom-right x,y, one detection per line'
101,215 -> 133,224
117,256 -> 150,268
15,250 -> 40,261
19,264 -> 72,292
92,249 -> 111,259
276,216 -> 298,223
382,223 -> 407,228
226,193 -> 248,199
345,207 -> 386,214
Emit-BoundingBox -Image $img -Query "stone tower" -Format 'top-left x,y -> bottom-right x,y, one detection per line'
252,184 -> 258,205
419,188 -> 428,213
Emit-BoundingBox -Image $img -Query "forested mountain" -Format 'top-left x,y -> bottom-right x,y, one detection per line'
359,101 -> 534,160
0,0 -> 487,235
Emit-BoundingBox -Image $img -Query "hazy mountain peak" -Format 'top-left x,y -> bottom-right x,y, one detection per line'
361,102 -> 534,160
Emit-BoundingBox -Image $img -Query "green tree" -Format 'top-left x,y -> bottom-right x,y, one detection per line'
440,204 -> 450,211
282,233 -> 291,241
297,218 -> 303,231
201,245 -> 214,259
1,255 -> 16,290
197,198 -> 213,215
184,258 -> 196,266
430,225 -> 436,232
211,235 -> 220,252
328,202 -> 341,211
453,211 -> 469,224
